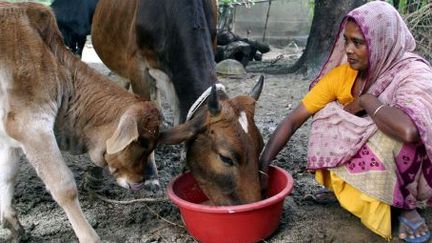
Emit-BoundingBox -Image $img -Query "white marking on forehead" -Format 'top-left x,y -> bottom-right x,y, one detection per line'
238,111 -> 248,134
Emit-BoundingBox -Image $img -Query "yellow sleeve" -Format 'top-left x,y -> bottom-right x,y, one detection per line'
302,66 -> 343,113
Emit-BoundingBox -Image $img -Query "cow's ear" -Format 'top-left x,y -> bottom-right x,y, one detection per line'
249,75 -> 264,101
158,114 -> 206,145
106,114 -> 139,154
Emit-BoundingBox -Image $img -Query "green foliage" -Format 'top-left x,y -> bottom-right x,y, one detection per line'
399,0 -> 407,10
306,0 -> 314,18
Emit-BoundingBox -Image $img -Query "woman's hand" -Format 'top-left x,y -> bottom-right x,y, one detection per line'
359,94 -> 420,143
344,98 -> 365,115
358,93 -> 377,107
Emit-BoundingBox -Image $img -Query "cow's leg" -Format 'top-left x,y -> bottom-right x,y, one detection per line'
128,60 -> 164,111
0,146 -> 25,242
148,68 -> 181,125
108,73 -> 130,90
68,33 -> 79,55
59,25 -> 74,54
128,62 -> 153,100
76,35 -> 87,57
20,126 -> 100,243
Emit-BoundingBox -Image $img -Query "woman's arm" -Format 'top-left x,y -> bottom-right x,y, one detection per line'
360,94 -> 420,143
260,103 -> 312,168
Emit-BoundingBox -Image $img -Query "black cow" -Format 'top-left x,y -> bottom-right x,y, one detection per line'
51,0 -> 99,56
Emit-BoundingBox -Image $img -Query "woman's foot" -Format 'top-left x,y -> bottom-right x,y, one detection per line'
399,209 -> 430,242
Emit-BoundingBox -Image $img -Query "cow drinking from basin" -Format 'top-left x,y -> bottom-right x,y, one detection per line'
0,3 -> 160,242
159,79 -> 265,205
92,0 -> 265,205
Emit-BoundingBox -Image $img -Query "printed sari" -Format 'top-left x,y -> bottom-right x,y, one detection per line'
317,129 -> 432,239
306,1 -> 432,240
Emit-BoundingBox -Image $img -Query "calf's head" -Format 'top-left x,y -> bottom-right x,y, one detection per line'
103,102 -> 160,191
159,76 -> 265,205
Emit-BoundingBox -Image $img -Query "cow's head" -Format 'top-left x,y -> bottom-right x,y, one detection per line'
103,102 -> 161,191
159,76 -> 265,205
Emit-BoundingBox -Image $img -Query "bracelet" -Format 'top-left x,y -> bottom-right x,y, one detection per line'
372,104 -> 386,118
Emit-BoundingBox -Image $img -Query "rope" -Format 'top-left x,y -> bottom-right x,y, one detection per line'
186,83 -> 226,121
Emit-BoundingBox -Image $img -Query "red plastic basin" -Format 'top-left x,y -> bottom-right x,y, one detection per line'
167,165 -> 294,243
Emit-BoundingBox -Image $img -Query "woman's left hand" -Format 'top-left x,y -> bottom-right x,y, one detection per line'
344,98 -> 364,114
358,93 -> 420,143
358,93 -> 378,106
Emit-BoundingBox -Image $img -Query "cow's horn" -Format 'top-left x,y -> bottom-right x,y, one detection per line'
208,85 -> 221,116
250,75 -> 264,101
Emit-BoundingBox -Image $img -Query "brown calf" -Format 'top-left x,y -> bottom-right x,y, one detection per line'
0,3 -> 160,242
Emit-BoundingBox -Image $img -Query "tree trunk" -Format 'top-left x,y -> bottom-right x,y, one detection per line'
279,0 -> 367,76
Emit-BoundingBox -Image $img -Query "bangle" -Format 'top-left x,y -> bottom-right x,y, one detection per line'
372,104 -> 386,118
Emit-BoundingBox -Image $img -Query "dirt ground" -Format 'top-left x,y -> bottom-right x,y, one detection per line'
1,44 -> 431,243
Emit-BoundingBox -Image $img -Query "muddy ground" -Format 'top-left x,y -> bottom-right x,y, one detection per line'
1,44 -> 431,243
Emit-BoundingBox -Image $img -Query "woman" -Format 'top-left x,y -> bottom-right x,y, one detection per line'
260,1 -> 432,242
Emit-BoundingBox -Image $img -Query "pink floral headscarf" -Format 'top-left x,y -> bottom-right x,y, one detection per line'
307,1 -> 432,169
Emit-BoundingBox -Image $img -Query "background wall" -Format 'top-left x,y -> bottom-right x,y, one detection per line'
232,0 -> 312,48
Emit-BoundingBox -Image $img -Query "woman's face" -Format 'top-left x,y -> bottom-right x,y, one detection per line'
344,20 -> 368,71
